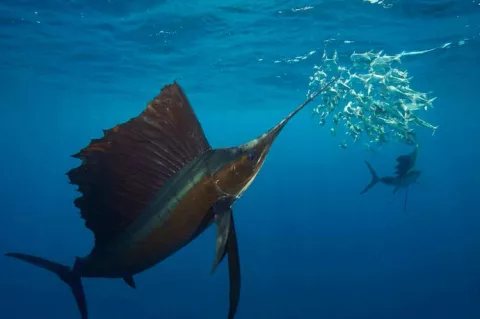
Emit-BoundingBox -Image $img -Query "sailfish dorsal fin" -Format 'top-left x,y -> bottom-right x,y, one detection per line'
67,82 -> 211,247
394,147 -> 418,177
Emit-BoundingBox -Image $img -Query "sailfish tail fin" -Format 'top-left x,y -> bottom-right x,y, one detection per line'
4,252 -> 88,319
360,161 -> 380,194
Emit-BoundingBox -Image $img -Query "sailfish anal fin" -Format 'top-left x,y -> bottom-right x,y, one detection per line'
66,82 -> 212,250
123,276 -> 136,289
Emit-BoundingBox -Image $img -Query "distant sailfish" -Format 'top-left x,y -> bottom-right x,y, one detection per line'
4,80 -> 334,319
360,147 -> 421,213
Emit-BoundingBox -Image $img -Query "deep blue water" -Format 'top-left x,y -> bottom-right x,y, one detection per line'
0,0 -> 479,318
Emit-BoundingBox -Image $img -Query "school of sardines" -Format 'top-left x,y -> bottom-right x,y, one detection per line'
307,49 -> 439,151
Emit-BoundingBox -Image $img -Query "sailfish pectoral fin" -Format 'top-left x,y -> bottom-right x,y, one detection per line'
211,209 -> 232,275
210,194 -> 238,275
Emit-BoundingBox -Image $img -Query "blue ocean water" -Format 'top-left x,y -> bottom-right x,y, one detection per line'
0,0 -> 479,318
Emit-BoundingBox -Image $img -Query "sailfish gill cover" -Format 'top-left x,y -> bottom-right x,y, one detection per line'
0,1 -> 479,319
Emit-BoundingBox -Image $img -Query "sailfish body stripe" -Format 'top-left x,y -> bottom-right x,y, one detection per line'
111,152 -> 213,256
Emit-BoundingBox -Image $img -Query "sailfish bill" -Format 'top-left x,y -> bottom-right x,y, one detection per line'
4,78 -> 335,319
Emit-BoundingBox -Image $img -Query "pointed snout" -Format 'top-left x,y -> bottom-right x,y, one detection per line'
238,119 -> 286,159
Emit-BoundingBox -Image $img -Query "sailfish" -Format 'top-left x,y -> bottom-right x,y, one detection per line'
4,80 -> 333,319
360,146 -> 421,213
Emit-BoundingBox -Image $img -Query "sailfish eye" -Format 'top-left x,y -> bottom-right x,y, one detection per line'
247,151 -> 256,161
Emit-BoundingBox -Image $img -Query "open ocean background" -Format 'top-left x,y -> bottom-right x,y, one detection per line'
0,0 -> 479,318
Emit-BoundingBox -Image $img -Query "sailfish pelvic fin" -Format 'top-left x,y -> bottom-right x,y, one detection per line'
227,215 -> 240,319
